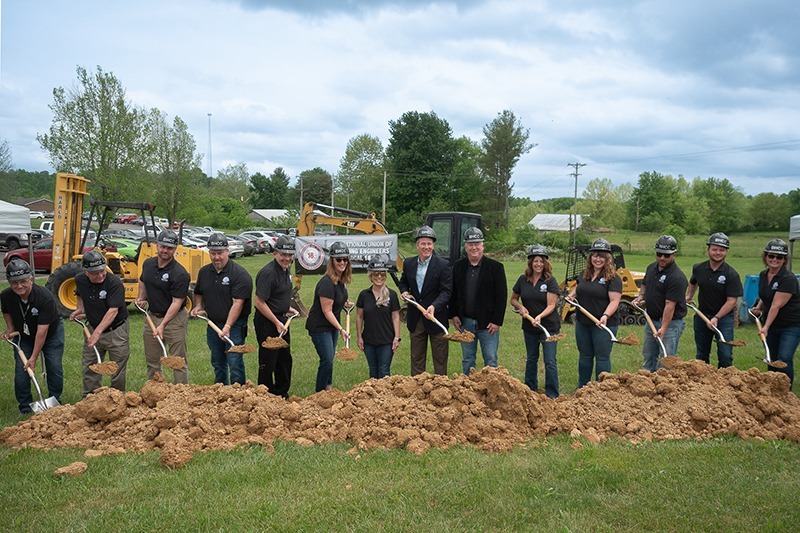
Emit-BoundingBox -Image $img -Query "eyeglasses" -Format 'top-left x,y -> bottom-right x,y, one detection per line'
333,257 -> 349,263
10,279 -> 32,287
371,272 -> 387,278
766,254 -> 784,260
656,253 -> 673,258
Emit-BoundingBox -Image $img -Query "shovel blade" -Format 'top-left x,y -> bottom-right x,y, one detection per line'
30,396 -> 60,413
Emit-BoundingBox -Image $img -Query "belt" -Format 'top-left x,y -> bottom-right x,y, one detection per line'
103,321 -> 126,333
150,313 -> 165,318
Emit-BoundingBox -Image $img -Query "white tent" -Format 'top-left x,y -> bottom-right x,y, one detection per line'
789,214 -> 800,270
0,200 -> 31,234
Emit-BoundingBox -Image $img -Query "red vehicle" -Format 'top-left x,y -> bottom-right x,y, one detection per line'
2,238 -> 111,273
114,213 -> 139,224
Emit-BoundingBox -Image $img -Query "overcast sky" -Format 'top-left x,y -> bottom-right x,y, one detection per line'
1,0 -> 798,202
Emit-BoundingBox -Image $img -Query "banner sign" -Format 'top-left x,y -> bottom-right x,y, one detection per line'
294,234 -> 398,274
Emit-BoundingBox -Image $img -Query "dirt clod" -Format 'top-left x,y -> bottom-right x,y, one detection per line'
54,461 -> 87,477
161,356 -> 185,369
335,348 -> 360,361
262,338 -> 288,350
89,361 -> 118,375
2,361 -> 799,469
444,330 -> 475,343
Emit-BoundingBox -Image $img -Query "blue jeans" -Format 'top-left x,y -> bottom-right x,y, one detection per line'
460,317 -> 500,374
523,329 -> 559,398
642,318 -> 685,372
575,320 -> 616,388
14,320 -> 64,413
765,324 -> 800,386
364,344 -> 393,379
694,313 -> 734,368
310,330 -> 339,392
207,318 -> 246,385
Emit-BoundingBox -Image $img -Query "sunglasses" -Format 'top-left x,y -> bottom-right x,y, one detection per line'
766,254 -> 784,260
656,253 -> 673,258
333,257 -> 349,263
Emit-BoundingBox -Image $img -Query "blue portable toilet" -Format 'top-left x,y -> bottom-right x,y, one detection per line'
739,274 -> 760,324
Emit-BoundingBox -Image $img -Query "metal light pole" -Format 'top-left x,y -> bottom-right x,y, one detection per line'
207,113 -> 213,178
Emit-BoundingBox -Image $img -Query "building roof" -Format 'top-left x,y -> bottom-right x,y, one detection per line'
250,209 -> 289,220
528,213 -> 584,232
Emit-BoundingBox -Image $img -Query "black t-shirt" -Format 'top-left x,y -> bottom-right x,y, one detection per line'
356,288 -> 400,345
463,262 -> 480,318
305,275 -> 348,333
690,260 -> 743,316
643,260 -> 688,321
194,260 -> 253,325
255,259 -> 293,319
574,274 -> 623,327
74,271 -> 129,328
139,257 -> 190,314
512,274 -> 561,332
758,267 -> 800,328
0,284 -> 60,340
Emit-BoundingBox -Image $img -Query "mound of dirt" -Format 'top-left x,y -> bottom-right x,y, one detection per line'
2,361 -> 799,468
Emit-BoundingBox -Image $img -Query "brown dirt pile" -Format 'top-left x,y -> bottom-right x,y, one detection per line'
1,361 -> 799,468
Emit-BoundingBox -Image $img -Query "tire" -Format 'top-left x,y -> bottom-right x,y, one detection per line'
264,243 -> 273,253
45,261 -> 83,317
6,238 -> 20,250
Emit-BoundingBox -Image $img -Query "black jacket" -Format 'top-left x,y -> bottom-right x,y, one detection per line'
449,256 -> 507,328
398,254 -> 452,333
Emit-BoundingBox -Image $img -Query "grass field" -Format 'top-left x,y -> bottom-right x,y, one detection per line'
0,231 -> 798,531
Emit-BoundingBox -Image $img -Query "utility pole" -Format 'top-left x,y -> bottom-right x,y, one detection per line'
299,176 -> 304,211
569,162 -> 586,246
207,113 -> 212,178
382,170 -> 387,226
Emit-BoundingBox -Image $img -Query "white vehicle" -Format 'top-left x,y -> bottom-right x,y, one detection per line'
240,230 -> 278,253
29,211 -> 46,219
40,221 -> 55,233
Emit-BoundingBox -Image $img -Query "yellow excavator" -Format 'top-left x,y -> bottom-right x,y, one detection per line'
45,173 -> 210,316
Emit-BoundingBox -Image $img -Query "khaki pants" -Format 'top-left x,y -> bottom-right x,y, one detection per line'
143,309 -> 189,384
410,320 -> 448,375
82,321 -> 130,397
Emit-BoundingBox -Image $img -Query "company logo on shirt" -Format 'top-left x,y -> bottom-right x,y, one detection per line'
222,276 -> 230,286
772,282 -> 779,290
717,275 -> 726,284
539,284 -> 548,292
99,290 -> 107,300
31,307 -> 39,316
658,275 -> 667,284
598,278 -> 606,285
161,273 -> 170,282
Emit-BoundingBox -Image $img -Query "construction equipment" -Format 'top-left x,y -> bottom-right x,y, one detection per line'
45,173 -> 210,317
5,333 -> 60,412
563,296 -> 639,345
559,243 -> 644,324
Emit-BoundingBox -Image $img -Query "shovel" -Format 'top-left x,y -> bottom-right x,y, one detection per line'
5,333 -> 60,413
564,296 -> 639,345
747,308 -> 787,369
401,294 -> 475,343
630,301 -> 674,365
511,307 -> 564,342
336,302 -> 360,361
194,313 -> 256,353
262,310 -> 300,350
73,316 -> 118,375
134,301 -> 185,370
686,302 -> 746,347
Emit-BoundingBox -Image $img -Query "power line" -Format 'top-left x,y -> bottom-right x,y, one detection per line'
599,139 -> 800,165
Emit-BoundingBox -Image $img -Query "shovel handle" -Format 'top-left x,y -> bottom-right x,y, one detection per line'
7,340 -> 36,379
686,302 -> 727,342
523,313 -> 554,338
278,311 -> 300,339
194,313 -> 237,348
632,301 -> 668,357
564,296 -> 602,325
748,309 -> 772,362
402,295 -> 449,335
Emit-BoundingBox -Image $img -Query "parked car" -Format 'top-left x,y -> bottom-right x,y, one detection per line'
30,229 -> 50,244
114,213 -> 138,224
2,238 -> 112,273
0,232 -> 29,250
240,230 -> 278,253
29,211 -> 46,219
105,239 -> 140,259
222,236 -> 245,258
104,228 -> 141,240
232,234 -> 257,256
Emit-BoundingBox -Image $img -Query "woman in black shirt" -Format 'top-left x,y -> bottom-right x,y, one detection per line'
356,256 -> 401,379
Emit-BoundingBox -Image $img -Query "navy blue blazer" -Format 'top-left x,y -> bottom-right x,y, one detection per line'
398,254 -> 452,333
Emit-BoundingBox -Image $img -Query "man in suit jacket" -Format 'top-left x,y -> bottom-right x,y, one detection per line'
450,227 -> 507,374
398,225 -> 452,375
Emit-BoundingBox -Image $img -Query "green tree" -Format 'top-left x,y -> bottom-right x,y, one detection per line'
450,136 -> 487,215
691,177 -> 746,233
250,167 -> 290,209
337,134 -> 385,213
479,110 -> 535,229
580,178 -> 628,229
626,171 -> 678,231
37,65 -> 152,200
748,193 -> 791,231
385,111 -> 458,230
150,111 -> 202,225
0,170 -> 54,202
292,167 -> 333,207
214,163 -> 251,206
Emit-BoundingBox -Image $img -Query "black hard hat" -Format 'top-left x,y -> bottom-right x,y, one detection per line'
206,232 -> 229,251
654,235 -> 677,254
156,229 -> 179,248
329,241 -> 350,258
464,226 -> 484,243
5,258 -> 32,281
367,255 -> 390,272
81,250 -> 107,272
415,225 -> 436,242
589,238 -> 612,253
526,244 -> 549,259
275,235 -> 295,254
706,232 -> 730,249
764,238 -> 789,256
